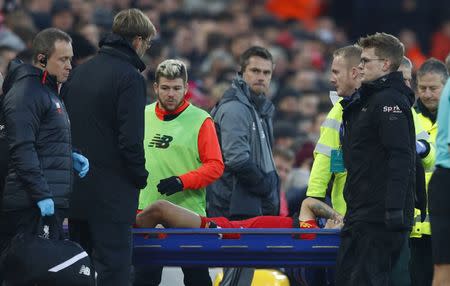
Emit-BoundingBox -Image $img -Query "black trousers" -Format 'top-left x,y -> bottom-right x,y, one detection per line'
429,166 -> 450,264
410,236 -> 432,286
69,219 -> 133,286
335,222 -> 407,286
133,265 -> 212,286
390,235 -> 411,286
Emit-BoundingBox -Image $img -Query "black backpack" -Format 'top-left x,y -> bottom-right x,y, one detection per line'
3,215 -> 96,286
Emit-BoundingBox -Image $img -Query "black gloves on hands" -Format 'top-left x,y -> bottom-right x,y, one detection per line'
157,176 -> 183,196
385,209 -> 404,231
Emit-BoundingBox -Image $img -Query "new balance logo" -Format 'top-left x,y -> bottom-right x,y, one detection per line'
79,265 -> 91,276
149,134 -> 173,149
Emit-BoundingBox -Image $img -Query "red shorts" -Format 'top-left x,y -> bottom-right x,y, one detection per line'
201,216 -> 294,229
200,216 -> 319,239
299,219 -> 319,239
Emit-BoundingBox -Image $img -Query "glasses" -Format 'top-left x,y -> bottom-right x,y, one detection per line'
360,57 -> 385,66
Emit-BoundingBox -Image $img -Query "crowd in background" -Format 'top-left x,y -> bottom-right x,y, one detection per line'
0,0 -> 449,211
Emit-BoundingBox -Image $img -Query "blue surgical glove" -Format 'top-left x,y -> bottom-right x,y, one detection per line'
37,198 -> 54,216
72,152 -> 89,178
416,141 -> 427,155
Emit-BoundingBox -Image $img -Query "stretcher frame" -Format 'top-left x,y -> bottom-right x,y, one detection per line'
133,228 -> 340,268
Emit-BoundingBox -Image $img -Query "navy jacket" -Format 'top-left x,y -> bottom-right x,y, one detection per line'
341,71 -> 415,230
2,60 -> 72,211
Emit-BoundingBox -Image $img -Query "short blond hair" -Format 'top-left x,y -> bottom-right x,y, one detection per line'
112,8 -> 156,41
333,45 -> 362,68
155,59 -> 188,84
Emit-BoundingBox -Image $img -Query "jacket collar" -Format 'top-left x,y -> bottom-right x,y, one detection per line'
359,71 -> 415,107
155,99 -> 189,121
3,59 -> 59,95
415,98 -> 436,123
224,75 -> 275,117
98,33 -> 146,72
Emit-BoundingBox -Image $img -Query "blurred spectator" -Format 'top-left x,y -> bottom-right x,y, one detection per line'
430,19 -> 450,61
11,26 -> 37,50
274,87 -> 302,121
286,141 -> 314,191
0,29 -> 25,75
284,141 -> 315,218
183,0 -> 227,13
92,5 -> 114,31
24,0 -> 52,30
399,29 -> 426,71
69,32 -> 96,66
51,0 -> 74,32
274,120 -> 298,150
75,22 -> 100,47
4,9 -> 36,32
291,69 -> 321,91
298,91 -> 321,118
229,32 -> 252,62
0,29 -> 25,52
273,146 -> 295,217
266,0 -> 324,30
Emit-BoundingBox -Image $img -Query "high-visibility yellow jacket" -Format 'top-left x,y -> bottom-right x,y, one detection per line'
410,105 -> 438,238
306,99 -> 347,215
307,98 -> 435,219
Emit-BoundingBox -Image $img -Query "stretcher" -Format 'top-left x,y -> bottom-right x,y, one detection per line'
132,228 -> 340,268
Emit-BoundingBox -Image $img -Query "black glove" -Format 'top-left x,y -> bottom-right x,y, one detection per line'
385,209 -> 404,231
415,155 -> 427,222
246,174 -> 274,197
157,176 -> 183,196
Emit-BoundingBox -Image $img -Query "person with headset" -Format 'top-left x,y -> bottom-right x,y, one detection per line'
0,28 -> 89,281
207,46 -> 280,286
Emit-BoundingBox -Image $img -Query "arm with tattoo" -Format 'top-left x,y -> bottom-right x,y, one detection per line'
299,197 -> 344,227
310,200 -> 342,222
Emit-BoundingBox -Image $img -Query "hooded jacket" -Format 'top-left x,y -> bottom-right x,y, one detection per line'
341,71 -> 415,230
207,76 -> 280,219
62,33 -> 149,223
2,60 -> 72,211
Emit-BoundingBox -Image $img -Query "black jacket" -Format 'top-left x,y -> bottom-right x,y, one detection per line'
62,33 -> 149,223
2,60 -> 72,211
341,71 -> 415,230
